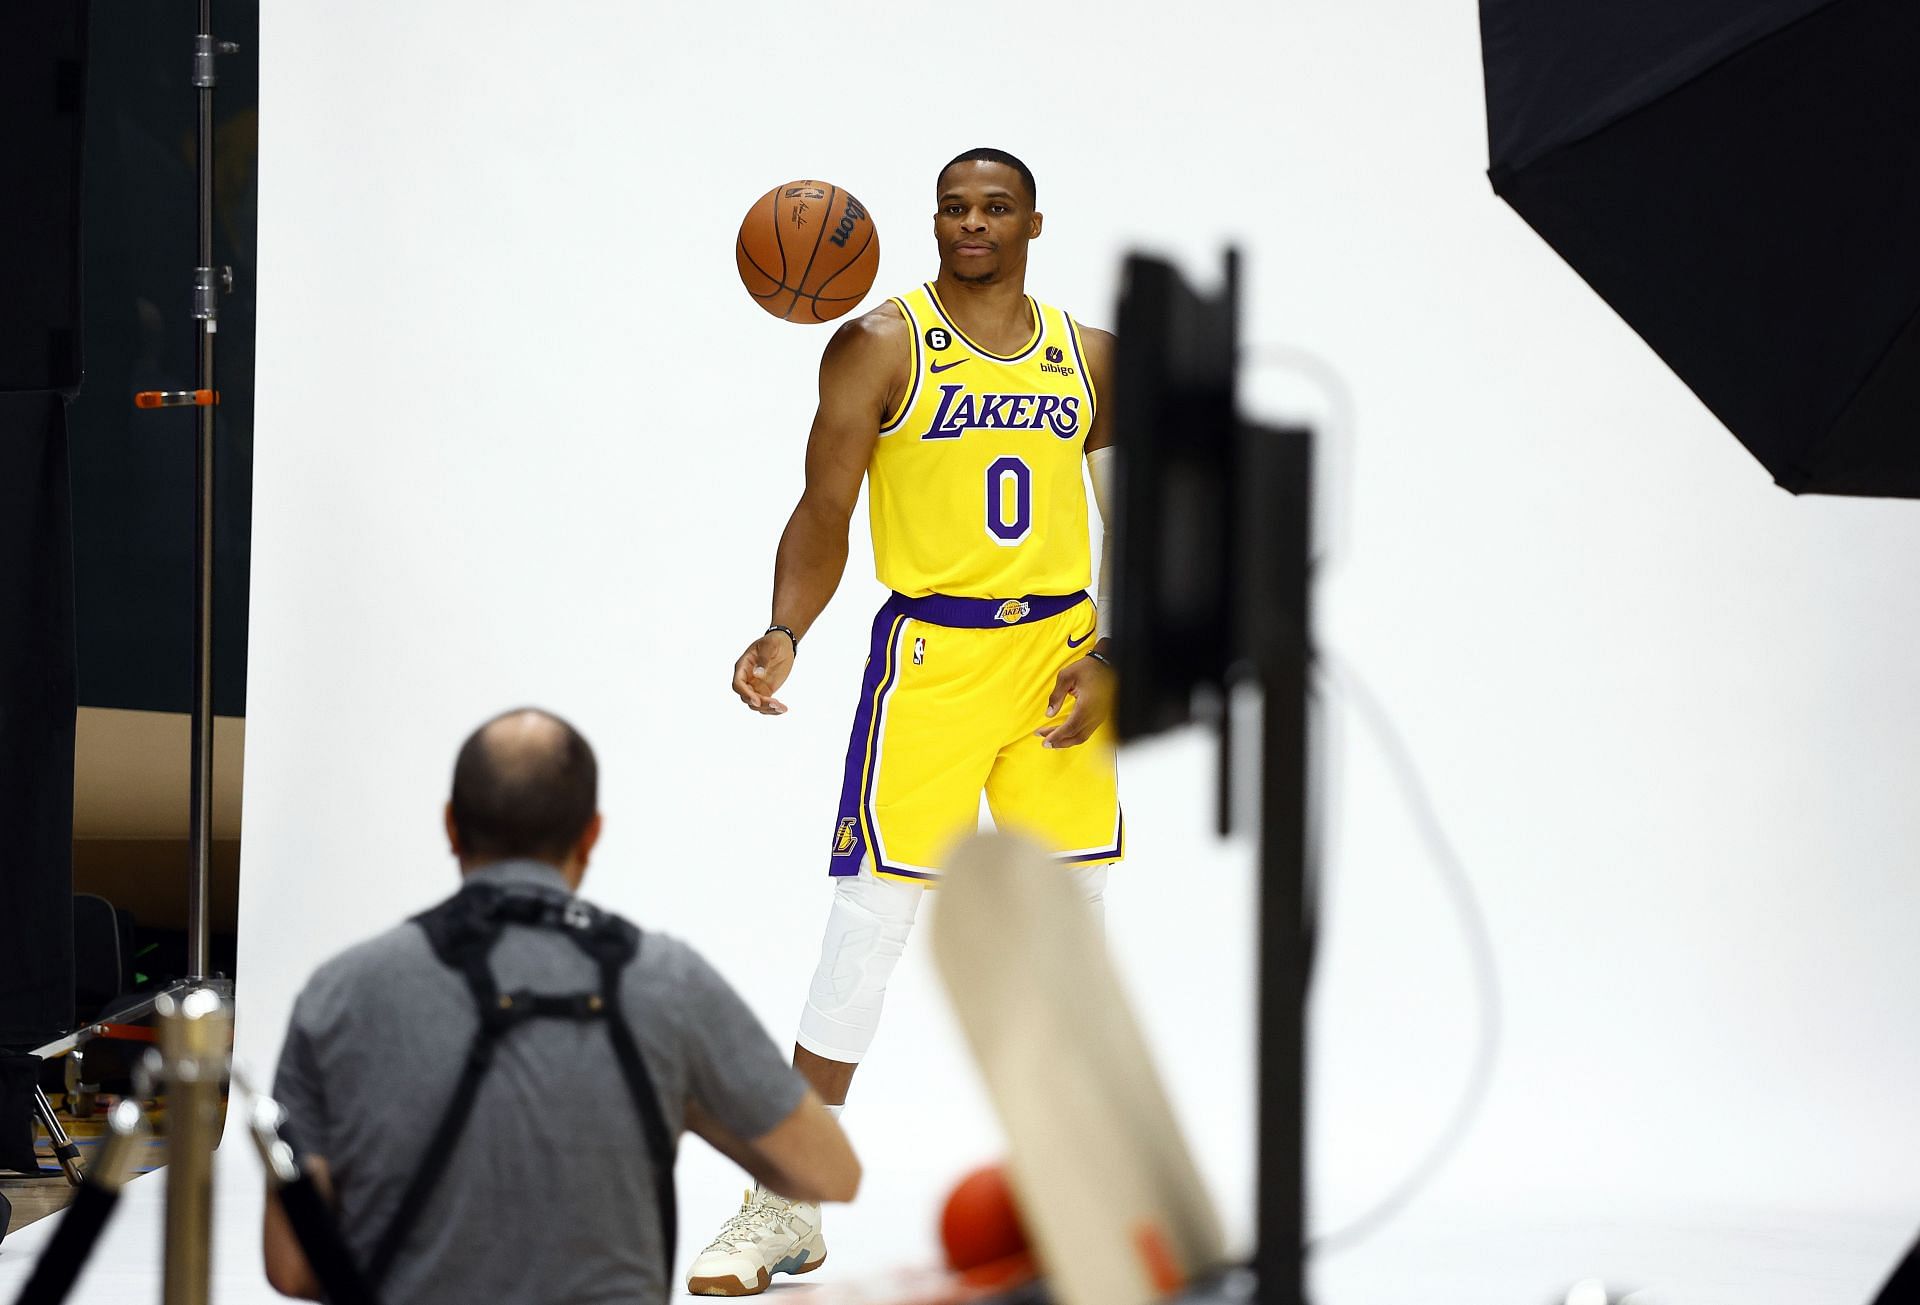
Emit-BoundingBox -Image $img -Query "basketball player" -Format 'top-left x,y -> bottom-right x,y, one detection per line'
687,148 -> 1121,1297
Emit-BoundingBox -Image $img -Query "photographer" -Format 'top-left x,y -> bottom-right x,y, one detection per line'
262,708 -> 858,1303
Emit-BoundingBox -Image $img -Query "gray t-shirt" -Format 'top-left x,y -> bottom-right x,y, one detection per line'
272,861 -> 804,1305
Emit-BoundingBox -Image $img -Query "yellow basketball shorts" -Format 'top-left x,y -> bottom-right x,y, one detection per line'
826,590 -> 1123,885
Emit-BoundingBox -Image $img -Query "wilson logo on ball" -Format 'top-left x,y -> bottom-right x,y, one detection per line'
827,195 -> 870,249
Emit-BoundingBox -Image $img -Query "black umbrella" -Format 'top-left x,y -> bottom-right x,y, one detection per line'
1480,0 -> 1920,497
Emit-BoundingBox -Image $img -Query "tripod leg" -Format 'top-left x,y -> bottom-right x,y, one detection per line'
33,1085 -> 85,1185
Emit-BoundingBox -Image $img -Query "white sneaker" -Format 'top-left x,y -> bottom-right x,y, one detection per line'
685,1187 -> 827,1296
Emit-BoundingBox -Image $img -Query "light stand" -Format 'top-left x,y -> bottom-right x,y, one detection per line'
1241,422 -> 1312,1305
1113,250 -> 1316,1305
131,1 -> 238,981
185,0 -> 237,983
7,997 -> 383,1305
11,1100 -> 150,1305
23,0 -> 245,1182
27,1087 -> 83,1185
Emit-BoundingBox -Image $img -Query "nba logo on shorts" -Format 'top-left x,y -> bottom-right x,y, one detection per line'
995,600 -> 1032,625
832,817 -> 859,857
913,637 -> 925,665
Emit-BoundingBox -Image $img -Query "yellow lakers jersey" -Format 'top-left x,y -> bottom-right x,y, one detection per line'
869,283 -> 1098,599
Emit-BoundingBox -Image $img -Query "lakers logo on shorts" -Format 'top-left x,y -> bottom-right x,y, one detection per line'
832,817 -> 859,857
995,599 -> 1032,625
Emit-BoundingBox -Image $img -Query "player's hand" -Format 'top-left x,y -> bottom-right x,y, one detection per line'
731,634 -> 794,715
1036,654 -> 1115,749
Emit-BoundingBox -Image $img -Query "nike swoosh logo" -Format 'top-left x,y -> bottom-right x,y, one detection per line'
929,359 -> 968,373
1066,629 -> 1094,649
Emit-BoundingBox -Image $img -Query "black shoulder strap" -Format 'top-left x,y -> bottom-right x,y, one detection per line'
365,886 -> 515,1287
365,885 -> 679,1287
571,913 -> 679,1264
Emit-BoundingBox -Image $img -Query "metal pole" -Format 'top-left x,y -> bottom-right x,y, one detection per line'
159,986 -> 230,1305
1242,424 -> 1312,1305
31,1086 -> 85,1184
187,0 -> 220,982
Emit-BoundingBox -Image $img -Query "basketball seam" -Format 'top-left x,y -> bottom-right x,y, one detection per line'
804,217 -> 877,321
784,183 -> 838,321
737,233 -> 782,291
741,239 -> 787,293
810,219 -> 878,301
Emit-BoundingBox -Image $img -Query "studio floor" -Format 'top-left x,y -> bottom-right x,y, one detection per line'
0,1134 -> 1910,1304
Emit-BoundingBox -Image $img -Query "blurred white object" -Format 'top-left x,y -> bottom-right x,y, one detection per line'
1565,1280 -> 1609,1305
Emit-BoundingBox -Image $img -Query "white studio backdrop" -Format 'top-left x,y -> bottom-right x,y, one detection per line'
214,0 -> 1920,1301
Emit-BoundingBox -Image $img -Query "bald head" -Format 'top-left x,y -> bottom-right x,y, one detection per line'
448,708 -> 598,868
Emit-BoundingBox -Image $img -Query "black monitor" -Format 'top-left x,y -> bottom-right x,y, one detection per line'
1112,250 -> 1242,742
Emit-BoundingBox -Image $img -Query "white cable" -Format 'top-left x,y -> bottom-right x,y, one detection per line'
1309,651 -> 1504,1257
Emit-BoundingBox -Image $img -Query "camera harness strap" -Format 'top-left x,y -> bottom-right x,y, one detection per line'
364,882 -> 678,1288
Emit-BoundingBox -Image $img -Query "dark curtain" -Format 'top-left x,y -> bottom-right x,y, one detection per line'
0,394 -> 79,1050
68,0 -> 256,717
0,0 -> 87,1048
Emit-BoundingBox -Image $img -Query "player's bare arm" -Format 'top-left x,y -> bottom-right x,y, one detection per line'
1037,325 -> 1118,750
1080,326 -> 1114,455
730,304 -> 907,715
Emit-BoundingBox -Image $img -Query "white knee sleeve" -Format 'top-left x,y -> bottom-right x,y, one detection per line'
1069,865 -> 1110,932
796,872 -> 924,1064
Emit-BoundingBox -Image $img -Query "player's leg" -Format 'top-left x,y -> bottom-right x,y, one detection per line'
985,742 -> 1122,914
794,867 -> 926,1102
1066,863 -> 1111,929
801,611 -> 995,1094
983,604 -> 1124,885
691,879 -> 930,1298
690,610 -> 988,1296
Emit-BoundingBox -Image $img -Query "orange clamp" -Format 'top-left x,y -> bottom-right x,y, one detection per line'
134,389 -> 220,409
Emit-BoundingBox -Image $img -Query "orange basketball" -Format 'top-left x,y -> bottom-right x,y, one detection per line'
939,1164 -> 1034,1287
735,179 -> 880,324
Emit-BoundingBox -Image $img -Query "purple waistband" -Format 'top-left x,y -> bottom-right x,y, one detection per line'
887,590 -> 1089,629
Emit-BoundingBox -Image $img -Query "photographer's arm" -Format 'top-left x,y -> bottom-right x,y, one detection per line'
262,1155 -> 330,1300
685,1091 -> 860,1203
